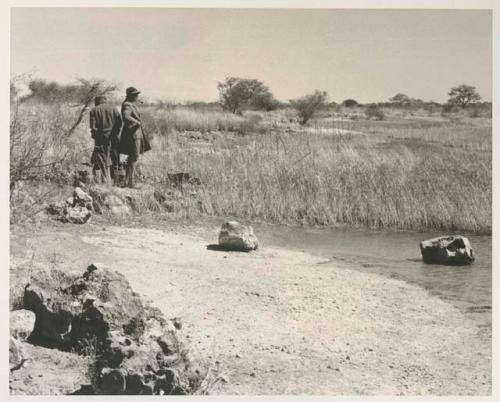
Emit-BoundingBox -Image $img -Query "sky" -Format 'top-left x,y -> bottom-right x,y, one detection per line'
10,8 -> 492,103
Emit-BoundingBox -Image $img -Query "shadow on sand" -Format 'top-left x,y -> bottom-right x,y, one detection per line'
206,244 -> 251,253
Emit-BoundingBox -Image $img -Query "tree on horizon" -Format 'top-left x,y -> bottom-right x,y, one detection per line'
447,84 -> 481,109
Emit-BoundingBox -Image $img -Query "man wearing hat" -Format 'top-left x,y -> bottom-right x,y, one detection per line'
89,95 -> 123,183
119,86 -> 151,188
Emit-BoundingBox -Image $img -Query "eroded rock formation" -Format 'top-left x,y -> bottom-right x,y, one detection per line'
12,263 -> 204,395
46,187 -> 93,224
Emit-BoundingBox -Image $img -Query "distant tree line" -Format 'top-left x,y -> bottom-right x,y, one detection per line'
12,78 -> 117,105
11,75 -> 489,123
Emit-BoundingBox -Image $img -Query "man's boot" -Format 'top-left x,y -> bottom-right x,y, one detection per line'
110,166 -> 119,186
102,167 -> 110,184
127,161 -> 136,188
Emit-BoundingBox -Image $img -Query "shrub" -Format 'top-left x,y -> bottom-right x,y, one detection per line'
21,78 -> 117,105
364,104 -> 385,120
441,102 -> 460,115
290,90 -> 328,125
239,113 -> 264,135
388,93 -> 411,107
19,78 -> 119,137
468,106 -> 481,118
11,103 -> 91,182
424,102 -> 441,116
217,77 -> 278,114
342,99 -> 358,108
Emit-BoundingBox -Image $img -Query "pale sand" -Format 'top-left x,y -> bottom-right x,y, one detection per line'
10,224 -> 491,395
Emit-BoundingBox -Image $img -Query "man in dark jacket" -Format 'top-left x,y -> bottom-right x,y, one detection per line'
89,95 -> 123,184
119,87 -> 151,188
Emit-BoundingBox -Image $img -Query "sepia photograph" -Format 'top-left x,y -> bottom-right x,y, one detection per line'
6,1 -> 495,397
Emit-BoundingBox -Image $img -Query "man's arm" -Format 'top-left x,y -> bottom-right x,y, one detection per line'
112,108 -> 123,137
122,103 -> 141,127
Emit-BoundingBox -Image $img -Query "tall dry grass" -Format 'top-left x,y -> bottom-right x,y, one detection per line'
11,102 -> 492,233
141,108 -> 491,233
142,107 -> 260,135
10,102 -> 92,182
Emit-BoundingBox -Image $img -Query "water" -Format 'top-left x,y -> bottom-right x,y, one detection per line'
254,224 -> 492,324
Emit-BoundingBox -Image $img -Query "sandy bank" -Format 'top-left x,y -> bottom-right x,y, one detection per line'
10,224 -> 491,395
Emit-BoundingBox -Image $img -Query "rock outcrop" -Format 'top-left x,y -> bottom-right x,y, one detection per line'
88,185 -> 150,215
47,178 -> 204,220
218,221 -> 259,251
88,184 -> 198,216
102,194 -> 131,216
72,187 -> 93,209
16,264 -> 203,395
65,205 -> 92,224
46,187 -> 93,224
420,235 -> 474,265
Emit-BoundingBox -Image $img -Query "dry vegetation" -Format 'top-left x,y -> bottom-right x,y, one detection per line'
10,100 -> 491,234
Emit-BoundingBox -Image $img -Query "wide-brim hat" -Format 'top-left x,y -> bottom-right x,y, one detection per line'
126,86 -> 141,96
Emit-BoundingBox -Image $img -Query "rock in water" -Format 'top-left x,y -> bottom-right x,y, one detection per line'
420,235 -> 474,265
218,221 -> 259,251
10,310 -> 36,341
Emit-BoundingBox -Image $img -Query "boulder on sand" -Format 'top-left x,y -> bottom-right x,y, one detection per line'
420,235 -> 474,265
218,221 -> 259,251
10,336 -> 28,371
10,310 -> 36,341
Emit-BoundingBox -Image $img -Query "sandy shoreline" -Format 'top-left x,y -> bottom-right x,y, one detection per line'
10,223 -> 491,395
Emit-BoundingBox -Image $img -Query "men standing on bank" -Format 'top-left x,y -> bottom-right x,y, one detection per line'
119,86 -> 151,188
89,95 -> 123,184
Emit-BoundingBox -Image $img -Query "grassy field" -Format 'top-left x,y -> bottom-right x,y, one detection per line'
10,102 -> 492,234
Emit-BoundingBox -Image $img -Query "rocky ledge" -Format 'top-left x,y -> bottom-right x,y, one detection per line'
10,263 -> 206,395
